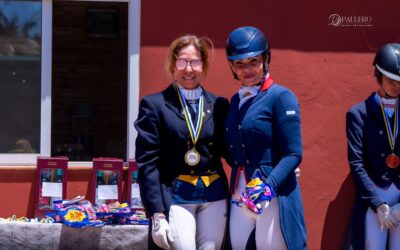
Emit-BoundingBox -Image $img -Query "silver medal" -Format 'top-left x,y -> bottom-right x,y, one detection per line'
185,149 -> 200,166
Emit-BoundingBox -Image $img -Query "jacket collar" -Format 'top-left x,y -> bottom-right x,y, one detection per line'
164,83 -> 214,124
366,92 -> 385,123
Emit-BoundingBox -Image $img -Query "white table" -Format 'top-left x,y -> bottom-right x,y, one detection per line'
0,222 -> 148,249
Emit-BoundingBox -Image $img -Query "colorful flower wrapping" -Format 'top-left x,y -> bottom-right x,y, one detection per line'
53,196 -> 105,228
237,171 -> 275,215
94,201 -> 147,225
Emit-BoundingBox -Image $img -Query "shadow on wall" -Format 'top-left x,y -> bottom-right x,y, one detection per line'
320,174 -> 355,250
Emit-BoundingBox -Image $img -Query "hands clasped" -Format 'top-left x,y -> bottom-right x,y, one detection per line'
377,203 -> 398,230
242,200 -> 270,219
152,213 -> 174,249
237,171 -> 275,218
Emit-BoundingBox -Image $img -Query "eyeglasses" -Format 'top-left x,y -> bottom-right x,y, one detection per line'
231,57 -> 263,70
175,58 -> 203,70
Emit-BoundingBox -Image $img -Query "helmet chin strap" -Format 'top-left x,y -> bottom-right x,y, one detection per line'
259,61 -> 269,85
229,64 -> 238,80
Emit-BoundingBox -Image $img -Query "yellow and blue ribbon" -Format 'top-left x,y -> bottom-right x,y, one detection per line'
379,96 -> 398,152
176,86 -> 204,147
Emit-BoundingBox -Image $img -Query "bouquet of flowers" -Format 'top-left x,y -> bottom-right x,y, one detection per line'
237,171 -> 275,215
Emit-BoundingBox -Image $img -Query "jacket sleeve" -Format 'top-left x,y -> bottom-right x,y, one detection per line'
346,108 -> 384,211
215,97 -> 232,166
134,96 -> 165,216
264,89 -> 302,192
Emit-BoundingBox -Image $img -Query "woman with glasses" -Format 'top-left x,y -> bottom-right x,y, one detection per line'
224,26 -> 306,249
135,34 -> 229,250
345,43 -> 400,250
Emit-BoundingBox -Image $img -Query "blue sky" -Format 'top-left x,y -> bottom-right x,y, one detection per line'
0,0 -> 41,37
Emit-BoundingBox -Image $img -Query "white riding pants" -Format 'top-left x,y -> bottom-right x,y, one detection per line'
365,183 -> 400,250
168,199 -> 227,250
230,171 -> 287,250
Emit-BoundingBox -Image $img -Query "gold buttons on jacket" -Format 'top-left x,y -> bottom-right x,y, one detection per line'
379,130 -> 384,135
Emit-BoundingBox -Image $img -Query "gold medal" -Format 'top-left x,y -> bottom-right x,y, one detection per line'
185,149 -> 200,167
386,153 -> 400,169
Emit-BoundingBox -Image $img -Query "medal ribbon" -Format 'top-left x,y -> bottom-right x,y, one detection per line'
176,87 -> 204,147
379,96 -> 399,152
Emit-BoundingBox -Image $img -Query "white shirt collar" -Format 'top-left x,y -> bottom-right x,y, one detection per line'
176,82 -> 203,100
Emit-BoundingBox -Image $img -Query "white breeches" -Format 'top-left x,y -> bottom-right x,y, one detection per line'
365,183 -> 400,250
230,171 -> 287,250
168,199 -> 227,250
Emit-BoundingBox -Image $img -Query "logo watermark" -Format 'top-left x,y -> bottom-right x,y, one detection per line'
328,14 -> 373,27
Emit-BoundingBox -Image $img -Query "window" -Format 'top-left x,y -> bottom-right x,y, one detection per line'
52,1 -> 128,161
0,0 -> 42,154
0,0 -> 140,165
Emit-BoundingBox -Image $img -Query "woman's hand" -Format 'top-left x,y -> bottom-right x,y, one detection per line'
241,200 -> 269,219
391,203 -> 400,220
151,213 -> 174,249
377,203 -> 398,230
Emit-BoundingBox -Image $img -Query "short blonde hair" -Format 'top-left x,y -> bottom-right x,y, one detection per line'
166,34 -> 212,78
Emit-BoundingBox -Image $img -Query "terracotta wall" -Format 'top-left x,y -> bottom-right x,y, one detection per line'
1,1 -> 400,250
139,0 -> 400,249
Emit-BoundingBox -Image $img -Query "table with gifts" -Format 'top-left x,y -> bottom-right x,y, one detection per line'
0,221 -> 148,249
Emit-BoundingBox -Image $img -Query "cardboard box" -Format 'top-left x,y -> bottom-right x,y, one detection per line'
90,157 -> 123,205
127,160 -> 144,210
35,156 -> 68,216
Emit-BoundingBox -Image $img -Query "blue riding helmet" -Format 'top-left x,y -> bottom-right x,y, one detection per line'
373,43 -> 400,81
226,26 -> 270,63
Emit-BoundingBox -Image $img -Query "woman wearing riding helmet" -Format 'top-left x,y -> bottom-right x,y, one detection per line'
224,26 -> 307,250
345,43 -> 400,249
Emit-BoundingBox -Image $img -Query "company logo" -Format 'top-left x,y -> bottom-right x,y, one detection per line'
328,14 -> 373,27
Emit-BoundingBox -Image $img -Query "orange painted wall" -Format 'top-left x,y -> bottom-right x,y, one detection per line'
1,0 -> 400,250
139,1 -> 400,249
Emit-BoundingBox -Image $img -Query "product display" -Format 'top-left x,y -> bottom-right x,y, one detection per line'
35,157 -> 68,216
128,160 -> 144,209
91,158 -> 123,205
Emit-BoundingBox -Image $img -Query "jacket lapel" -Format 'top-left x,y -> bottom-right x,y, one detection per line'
366,92 -> 384,124
250,83 -> 273,105
201,89 -> 214,125
164,84 -> 185,121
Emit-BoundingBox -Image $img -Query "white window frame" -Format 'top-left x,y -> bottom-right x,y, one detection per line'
0,0 -> 141,165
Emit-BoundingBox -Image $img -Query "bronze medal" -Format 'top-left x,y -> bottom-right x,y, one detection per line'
185,149 -> 200,167
379,96 -> 400,169
386,153 -> 400,169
